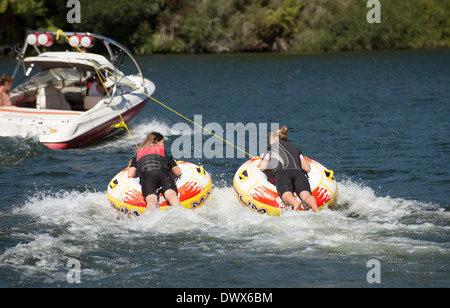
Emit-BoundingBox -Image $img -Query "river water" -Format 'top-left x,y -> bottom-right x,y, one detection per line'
0,49 -> 449,287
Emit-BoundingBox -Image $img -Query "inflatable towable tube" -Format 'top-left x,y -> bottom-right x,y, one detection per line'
233,157 -> 338,215
108,161 -> 212,216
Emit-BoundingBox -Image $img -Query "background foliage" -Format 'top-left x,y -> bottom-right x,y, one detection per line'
1,0 -> 449,54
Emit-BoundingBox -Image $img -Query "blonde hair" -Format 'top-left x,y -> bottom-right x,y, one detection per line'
270,126 -> 288,141
139,132 -> 164,149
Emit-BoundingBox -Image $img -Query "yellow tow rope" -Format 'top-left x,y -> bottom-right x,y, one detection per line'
56,30 -> 254,157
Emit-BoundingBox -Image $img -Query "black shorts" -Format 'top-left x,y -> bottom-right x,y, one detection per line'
275,169 -> 311,197
140,169 -> 178,199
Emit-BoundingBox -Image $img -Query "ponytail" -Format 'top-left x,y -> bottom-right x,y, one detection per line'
279,126 -> 288,141
270,126 -> 288,141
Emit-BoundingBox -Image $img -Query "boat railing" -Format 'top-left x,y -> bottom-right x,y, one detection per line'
11,31 -> 145,87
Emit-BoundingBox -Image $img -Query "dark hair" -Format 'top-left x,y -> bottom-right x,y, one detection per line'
1,74 -> 13,86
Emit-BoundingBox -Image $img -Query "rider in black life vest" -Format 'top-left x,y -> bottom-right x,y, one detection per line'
259,126 -> 319,212
128,132 -> 182,209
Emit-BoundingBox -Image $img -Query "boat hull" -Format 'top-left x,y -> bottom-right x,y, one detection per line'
43,98 -> 148,149
0,75 -> 155,149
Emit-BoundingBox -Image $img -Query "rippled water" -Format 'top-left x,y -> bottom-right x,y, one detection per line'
0,50 -> 449,287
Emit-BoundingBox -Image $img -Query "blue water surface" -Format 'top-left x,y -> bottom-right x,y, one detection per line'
0,49 -> 449,288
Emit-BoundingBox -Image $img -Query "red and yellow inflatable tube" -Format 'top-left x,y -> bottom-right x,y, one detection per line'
107,161 -> 212,216
233,157 -> 338,216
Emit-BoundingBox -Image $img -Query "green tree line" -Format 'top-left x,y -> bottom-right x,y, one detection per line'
1,0 -> 449,55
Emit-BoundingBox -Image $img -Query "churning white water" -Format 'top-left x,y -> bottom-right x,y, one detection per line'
1,178 -> 448,287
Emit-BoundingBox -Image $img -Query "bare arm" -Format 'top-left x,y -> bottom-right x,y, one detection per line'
259,152 -> 271,172
171,166 -> 182,178
0,91 -> 6,106
301,156 -> 311,173
128,167 -> 137,178
1,90 -> 13,106
259,159 -> 269,172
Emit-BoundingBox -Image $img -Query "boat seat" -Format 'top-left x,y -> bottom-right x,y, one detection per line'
37,87 -> 72,111
83,96 -> 103,110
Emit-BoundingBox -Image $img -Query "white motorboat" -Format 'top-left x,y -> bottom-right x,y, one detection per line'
0,31 -> 155,149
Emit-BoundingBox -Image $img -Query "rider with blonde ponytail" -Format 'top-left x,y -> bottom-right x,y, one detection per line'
259,126 -> 319,212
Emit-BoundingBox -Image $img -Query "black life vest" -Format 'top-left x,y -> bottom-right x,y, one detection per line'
265,140 -> 303,175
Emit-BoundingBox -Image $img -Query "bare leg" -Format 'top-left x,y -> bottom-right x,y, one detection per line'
299,191 -> 319,212
163,189 -> 181,206
145,194 -> 159,210
281,191 -> 301,211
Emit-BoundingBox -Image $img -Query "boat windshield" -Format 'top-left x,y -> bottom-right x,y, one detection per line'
114,75 -> 140,95
10,65 -> 142,111
11,68 -> 85,97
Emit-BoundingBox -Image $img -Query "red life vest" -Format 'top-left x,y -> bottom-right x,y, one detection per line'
137,144 -> 166,161
136,145 -> 169,173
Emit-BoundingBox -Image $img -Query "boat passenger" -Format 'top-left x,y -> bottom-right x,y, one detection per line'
128,132 -> 182,210
87,74 -> 107,96
259,126 -> 319,212
0,74 -> 14,107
